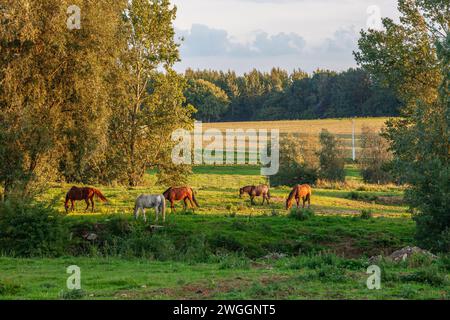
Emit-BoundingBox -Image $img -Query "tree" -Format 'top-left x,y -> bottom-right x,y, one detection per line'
106,0 -> 194,187
184,79 -> 229,122
0,0 -> 125,197
355,0 -> 449,251
358,126 -> 393,184
271,134 -> 319,187
317,130 -> 346,182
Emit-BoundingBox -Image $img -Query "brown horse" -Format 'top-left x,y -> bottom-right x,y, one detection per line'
286,184 -> 312,210
239,185 -> 271,205
163,187 -> 199,212
64,186 -> 108,213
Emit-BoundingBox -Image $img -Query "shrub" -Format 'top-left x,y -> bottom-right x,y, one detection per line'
360,209 -> 373,220
216,253 -> 251,270
0,201 -> 68,257
317,129 -> 346,182
271,134 -> 319,187
347,191 -> 378,202
289,208 -> 315,221
0,279 -> 21,296
59,289 -> 86,300
358,126 -> 394,184
401,267 -> 447,287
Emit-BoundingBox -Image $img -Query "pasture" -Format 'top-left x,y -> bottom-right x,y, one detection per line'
1,165 -> 449,300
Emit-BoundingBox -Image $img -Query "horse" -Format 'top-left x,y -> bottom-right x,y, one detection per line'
134,194 -> 166,223
286,184 -> 312,210
64,186 -> 107,213
163,187 -> 199,212
239,185 -> 271,205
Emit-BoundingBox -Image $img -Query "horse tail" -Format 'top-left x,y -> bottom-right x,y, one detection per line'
160,196 -> 166,220
93,188 -> 107,202
191,189 -> 200,208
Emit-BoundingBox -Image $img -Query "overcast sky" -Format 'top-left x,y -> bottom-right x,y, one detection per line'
171,0 -> 400,74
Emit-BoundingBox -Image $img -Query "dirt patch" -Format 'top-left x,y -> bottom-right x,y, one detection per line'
115,275 -> 290,300
324,238 -> 365,258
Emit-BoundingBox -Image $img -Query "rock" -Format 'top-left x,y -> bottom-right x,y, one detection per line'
368,255 -> 382,264
388,246 -> 436,262
82,232 -> 98,241
263,253 -> 287,260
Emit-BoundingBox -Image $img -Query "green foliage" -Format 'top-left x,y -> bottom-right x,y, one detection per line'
356,0 -> 450,252
271,134 -> 318,186
358,126 -> 394,184
59,289 -> 86,300
184,68 -> 401,122
216,253 -> 251,270
360,209 -> 374,220
346,191 -> 378,202
0,201 -> 68,257
317,130 -> 346,181
0,279 -> 21,296
401,267 -> 447,287
185,79 -> 230,122
289,208 -> 315,221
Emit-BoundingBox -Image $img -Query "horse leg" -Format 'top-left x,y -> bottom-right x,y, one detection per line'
142,208 -> 147,223
302,197 -> 306,209
250,195 -> 255,205
155,207 -> 159,223
71,200 -> 75,212
134,207 -> 140,220
183,198 -> 188,211
85,199 -> 90,211
91,198 -> 95,212
296,197 -> 300,209
188,197 -> 195,212
170,200 -> 176,213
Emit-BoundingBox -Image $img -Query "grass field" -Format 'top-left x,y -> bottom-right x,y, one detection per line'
203,118 -> 390,135
1,163 -> 449,300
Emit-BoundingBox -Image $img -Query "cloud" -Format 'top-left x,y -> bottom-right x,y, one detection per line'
177,24 -> 306,58
175,24 -> 359,73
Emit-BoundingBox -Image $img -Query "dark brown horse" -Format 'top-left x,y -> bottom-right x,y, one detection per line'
239,185 -> 271,205
163,187 -> 199,212
286,184 -> 312,210
64,186 -> 108,213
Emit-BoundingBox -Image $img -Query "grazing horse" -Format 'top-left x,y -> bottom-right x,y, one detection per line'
134,194 -> 166,223
163,187 -> 199,212
239,185 -> 271,205
64,186 -> 107,213
286,184 -> 312,210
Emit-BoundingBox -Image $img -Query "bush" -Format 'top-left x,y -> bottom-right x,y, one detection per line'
358,126 -> 394,184
360,209 -> 373,220
347,191 -> 378,202
401,267 -> 447,287
271,163 -> 318,187
317,130 -> 346,182
289,208 -> 315,221
0,201 -> 68,257
271,134 -> 319,187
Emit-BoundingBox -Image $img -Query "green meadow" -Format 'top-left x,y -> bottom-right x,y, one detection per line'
1,165 -> 449,300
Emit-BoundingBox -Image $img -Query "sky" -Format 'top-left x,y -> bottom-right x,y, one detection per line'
171,0 -> 400,74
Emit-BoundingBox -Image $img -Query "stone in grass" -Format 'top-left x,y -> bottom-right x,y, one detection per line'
388,246 -> 437,263
263,253 -> 287,260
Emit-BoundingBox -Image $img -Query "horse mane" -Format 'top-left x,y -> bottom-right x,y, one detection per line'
163,187 -> 172,196
286,186 -> 298,207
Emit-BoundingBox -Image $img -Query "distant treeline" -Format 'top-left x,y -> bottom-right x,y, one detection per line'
184,68 -> 402,122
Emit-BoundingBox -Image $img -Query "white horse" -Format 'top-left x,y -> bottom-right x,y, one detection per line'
134,194 -> 166,223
